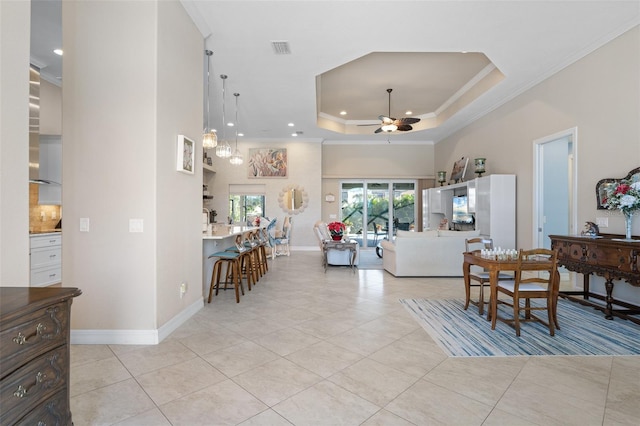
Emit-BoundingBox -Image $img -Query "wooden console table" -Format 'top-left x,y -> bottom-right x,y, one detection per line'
549,234 -> 640,324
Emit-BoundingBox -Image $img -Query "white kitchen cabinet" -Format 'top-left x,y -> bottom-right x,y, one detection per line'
474,174 -> 516,249
38,135 -> 62,205
30,233 -> 62,286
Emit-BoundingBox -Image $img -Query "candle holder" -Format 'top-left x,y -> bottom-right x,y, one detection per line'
437,171 -> 447,186
474,158 -> 486,177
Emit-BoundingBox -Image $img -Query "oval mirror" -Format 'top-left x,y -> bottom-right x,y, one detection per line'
278,185 -> 309,215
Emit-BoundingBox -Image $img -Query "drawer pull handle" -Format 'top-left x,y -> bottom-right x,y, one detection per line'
49,273 -> 57,278
12,372 -> 47,399
12,323 -> 47,345
49,254 -> 57,258
49,239 -> 56,243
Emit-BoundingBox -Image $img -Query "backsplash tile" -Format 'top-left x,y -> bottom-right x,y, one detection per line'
29,183 -> 61,232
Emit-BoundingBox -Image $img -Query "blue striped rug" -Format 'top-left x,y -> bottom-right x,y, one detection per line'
400,298 -> 640,356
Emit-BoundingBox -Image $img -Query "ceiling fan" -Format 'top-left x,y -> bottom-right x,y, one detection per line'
365,88 -> 420,134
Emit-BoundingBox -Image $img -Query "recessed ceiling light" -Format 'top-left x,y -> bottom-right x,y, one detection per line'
288,122 -> 294,127
292,133 -> 298,137
53,49 -> 63,56
238,133 -> 244,137
340,111 -> 347,115
405,110 -> 413,115
227,122 -> 234,127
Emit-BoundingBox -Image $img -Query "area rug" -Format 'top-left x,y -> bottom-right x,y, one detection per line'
400,298 -> 640,357
356,250 -> 383,270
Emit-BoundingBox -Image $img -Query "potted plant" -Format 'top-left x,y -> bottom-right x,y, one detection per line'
327,221 -> 346,241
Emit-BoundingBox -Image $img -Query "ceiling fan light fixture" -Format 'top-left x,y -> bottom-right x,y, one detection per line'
381,123 -> 398,132
203,50 -> 218,150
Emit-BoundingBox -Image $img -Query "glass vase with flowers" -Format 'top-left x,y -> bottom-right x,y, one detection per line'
327,221 -> 346,241
603,179 -> 640,240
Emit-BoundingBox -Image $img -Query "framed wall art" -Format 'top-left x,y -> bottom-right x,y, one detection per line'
247,148 -> 287,178
450,157 -> 469,183
177,135 -> 195,174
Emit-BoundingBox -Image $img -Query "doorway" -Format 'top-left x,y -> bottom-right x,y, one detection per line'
533,127 -> 577,283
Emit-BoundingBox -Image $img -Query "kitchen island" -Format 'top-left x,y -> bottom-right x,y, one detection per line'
202,226 -> 259,295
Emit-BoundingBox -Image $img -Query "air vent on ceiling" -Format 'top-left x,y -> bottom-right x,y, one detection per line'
271,41 -> 291,55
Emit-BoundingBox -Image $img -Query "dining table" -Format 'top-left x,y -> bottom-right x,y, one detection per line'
462,251 -> 561,330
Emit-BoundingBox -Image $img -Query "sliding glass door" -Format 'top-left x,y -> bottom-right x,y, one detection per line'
341,180 -> 416,249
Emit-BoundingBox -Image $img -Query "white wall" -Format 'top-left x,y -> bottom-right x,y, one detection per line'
0,0 -> 30,286
63,0 -> 203,340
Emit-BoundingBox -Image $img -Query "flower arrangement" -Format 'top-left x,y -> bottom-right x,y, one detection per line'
603,179 -> 640,239
327,221 -> 346,240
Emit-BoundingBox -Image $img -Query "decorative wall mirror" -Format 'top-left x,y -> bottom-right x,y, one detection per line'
596,167 -> 640,209
278,185 -> 309,215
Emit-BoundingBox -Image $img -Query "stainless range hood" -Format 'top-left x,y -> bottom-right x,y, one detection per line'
28,65 -> 59,185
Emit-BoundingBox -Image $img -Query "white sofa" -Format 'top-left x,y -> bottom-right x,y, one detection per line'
313,221 -> 360,266
380,229 -> 481,277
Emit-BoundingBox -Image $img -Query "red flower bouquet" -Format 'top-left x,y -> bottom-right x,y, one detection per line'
327,221 -> 346,240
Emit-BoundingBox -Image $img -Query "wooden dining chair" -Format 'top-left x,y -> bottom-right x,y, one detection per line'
492,248 -> 559,336
464,237 -> 512,315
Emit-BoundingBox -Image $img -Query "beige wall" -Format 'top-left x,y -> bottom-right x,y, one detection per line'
435,26 -> 640,250
0,0 -> 31,286
206,141 -> 322,248
63,0 -> 202,337
40,79 -> 62,135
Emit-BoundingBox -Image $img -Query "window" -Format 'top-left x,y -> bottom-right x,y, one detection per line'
229,184 -> 266,224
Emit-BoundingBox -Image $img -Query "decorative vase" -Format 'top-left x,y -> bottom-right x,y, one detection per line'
474,158 -> 486,177
331,234 -> 343,241
624,210 -> 635,239
437,171 -> 447,186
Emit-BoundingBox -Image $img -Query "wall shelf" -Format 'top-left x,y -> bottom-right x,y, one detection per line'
203,163 -> 216,174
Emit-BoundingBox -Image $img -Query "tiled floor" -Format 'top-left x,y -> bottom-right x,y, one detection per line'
70,251 -> 640,425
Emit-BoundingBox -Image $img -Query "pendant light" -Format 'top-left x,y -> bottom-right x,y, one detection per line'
215,74 -> 232,158
202,50 -> 217,149
229,92 -> 244,165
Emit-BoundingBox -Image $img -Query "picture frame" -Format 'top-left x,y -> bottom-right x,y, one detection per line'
177,135 -> 195,174
247,148 -> 287,178
450,157 -> 469,183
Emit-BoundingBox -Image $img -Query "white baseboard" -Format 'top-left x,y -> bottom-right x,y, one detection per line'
70,298 -> 204,345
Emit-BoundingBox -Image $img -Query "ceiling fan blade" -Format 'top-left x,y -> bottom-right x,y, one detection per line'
357,123 -> 380,126
396,124 -> 413,132
379,115 -> 395,124
374,127 -> 383,134
398,117 -> 420,125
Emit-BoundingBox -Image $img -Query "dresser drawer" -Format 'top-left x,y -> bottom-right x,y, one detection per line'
13,389 -> 71,425
31,246 -> 62,269
0,346 -> 68,425
30,234 -> 62,249
0,301 -> 69,375
31,266 -> 62,287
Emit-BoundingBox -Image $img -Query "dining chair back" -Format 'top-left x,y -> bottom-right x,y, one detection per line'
464,237 -> 512,315
492,247 -> 559,336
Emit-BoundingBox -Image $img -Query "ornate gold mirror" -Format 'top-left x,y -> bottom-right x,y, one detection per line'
278,185 -> 309,215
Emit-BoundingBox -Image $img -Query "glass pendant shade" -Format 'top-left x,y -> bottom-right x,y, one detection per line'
230,92 -> 244,166
203,50 -> 217,149
216,141 -> 231,158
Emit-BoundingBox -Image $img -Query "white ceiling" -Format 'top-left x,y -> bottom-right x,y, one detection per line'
31,1 -> 640,144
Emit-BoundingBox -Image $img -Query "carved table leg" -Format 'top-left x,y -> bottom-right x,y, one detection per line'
604,278 -> 615,320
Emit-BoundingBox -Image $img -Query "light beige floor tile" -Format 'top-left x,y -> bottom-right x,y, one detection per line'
70,378 -> 156,425
423,356 -> 528,406
361,409 -> 416,426
114,407 -> 172,425
254,327 -> 321,356
385,378 -> 493,425
115,339 -> 197,377
293,316 -> 359,339
202,340 -> 280,378
223,316 -> 292,340
604,356 -> 640,425
515,356 -> 611,404
496,379 -> 605,425
159,379 -> 268,425
273,380 -> 380,426
368,337 -> 447,378
136,357 -> 227,405
328,327 -> 398,356
232,358 -> 322,406
238,408 -> 294,426
70,356 -> 131,397
285,340 -> 364,378
328,358 -> 418,407
482,408 -> 541,425
177,328 -> 249,356
70,344 -> 116,367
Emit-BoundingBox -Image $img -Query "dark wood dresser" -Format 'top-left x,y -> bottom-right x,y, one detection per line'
549,234 -> 640,324
1,287 -> 81,425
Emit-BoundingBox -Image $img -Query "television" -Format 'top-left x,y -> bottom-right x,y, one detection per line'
452,195 -> 474,224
